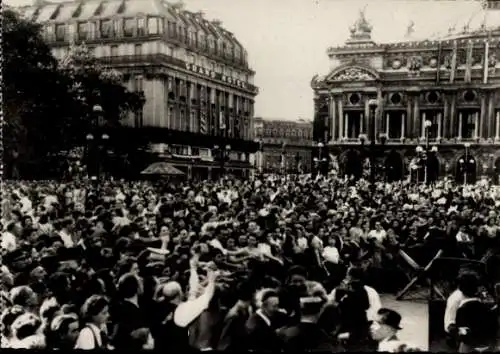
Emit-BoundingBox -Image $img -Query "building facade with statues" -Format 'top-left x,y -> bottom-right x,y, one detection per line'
18,0 -> 258,179
312,0 -> 500,183
253,117 -> 313,174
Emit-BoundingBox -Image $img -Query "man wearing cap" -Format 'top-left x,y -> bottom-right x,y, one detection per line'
370,308 -> 405,352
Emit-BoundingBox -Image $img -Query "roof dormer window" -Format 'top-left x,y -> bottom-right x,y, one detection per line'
137,18 -> 146,36
78,22 -> 88,40
123,18 -> 135,37
148,17 -> 158,35
101,20 -> 112,38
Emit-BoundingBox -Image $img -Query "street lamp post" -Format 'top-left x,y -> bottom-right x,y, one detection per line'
317,142 -> 326,176
460,142 -> 473,185
423,119 -> 432,185
86,104 -> 107,180
214,144 -> 231,177
368,99 -> 378,194
415,145 -> 424,184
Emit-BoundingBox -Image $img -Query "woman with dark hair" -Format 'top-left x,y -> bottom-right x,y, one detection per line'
74,295 -> 110,349
46,313 -> 80,350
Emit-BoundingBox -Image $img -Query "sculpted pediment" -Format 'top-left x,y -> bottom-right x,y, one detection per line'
326,65 -> 379,82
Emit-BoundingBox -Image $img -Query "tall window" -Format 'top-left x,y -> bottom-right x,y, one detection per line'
178,24 -> 185,41
101,20 -> 112,38
180,110 -> 186,131
123,18 -> 135,37
88,22 -> 96,39
134,44 -> 142,56
208,36 -> 215,52
137,18 -> 146,36
190,111 -> 197,132
148,17 -> 158,34
55,24 -> 66,41
461,110 -> 478,139
199,32 -> 206,48
113,20 -> 121,37
167,107 -> 174,129
111,45 -> 119,56
387,112 -> 403,139
167,21 -> 176,38
134,76 -> 144,92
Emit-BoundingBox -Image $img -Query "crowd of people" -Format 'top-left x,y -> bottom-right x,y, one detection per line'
2,172 -> 500,351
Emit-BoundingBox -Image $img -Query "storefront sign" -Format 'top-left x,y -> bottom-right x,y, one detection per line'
185,63 -> 252,91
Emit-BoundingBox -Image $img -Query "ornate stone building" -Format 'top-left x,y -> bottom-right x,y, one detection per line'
312,0 -> 500,183
18,0 -> 258,178
253,117 -> 313,173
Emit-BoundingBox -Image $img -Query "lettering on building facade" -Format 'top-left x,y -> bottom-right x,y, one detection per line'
185,63 -> 251,90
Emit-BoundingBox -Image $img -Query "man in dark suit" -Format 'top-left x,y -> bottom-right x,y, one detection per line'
454,277 -> 497,353
277,282 -> 339,352
245,289 -> 281,351
216,281 -> 253,351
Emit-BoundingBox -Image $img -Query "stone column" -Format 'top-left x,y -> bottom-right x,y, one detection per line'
413,97 -> 420,139
442,95 -> 449,139
495,111 -> 500,141
480,94 -> 486,139
437,112 -> 442,139
487,92 -> 494,139
338,99 -> 344,140
474,112 -> 479,140
344,113 -> 349,138
406,98 -> 412,138
386,113 -> 390,136
376,89 -> 384,139
449,94 -> 457,138
364,98 -> 370,135
400,112 -> 405,139
330,94 -> 337,143
421,112 -> 426,140
458,112 -> 463,140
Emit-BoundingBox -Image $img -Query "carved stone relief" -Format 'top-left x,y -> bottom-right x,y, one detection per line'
330,67 -> 377,81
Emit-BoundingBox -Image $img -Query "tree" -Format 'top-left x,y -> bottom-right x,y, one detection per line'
3,9 -> 144,178
58,42 -> 145,137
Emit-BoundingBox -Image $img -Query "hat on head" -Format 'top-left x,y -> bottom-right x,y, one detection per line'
377,308 -> 402,330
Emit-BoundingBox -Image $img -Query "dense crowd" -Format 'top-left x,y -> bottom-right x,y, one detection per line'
2,173 -> 500,351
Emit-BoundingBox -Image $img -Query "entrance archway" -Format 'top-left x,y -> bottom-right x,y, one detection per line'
342,150 -> 362,179
385,151 -> 403,182
456,155 -> 477,184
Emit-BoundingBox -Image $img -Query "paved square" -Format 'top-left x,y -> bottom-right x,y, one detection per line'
381,295 -> 429,351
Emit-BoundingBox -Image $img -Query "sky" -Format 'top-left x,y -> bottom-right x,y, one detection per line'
5,0 -> 488,120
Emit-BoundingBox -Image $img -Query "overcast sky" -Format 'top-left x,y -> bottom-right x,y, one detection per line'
6,0 -> 486,120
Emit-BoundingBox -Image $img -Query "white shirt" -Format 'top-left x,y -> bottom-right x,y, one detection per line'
1,231 -> 16,252
74,323 -> 104,350
174,281 -> 215,328
329,285 -> 381,322
322,246 -> 340,264
368,229 -> 387,242
59,230 -> 74,248
444,289 -> 466,333
20,197 -> 33,215
378,336 -> 404,352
